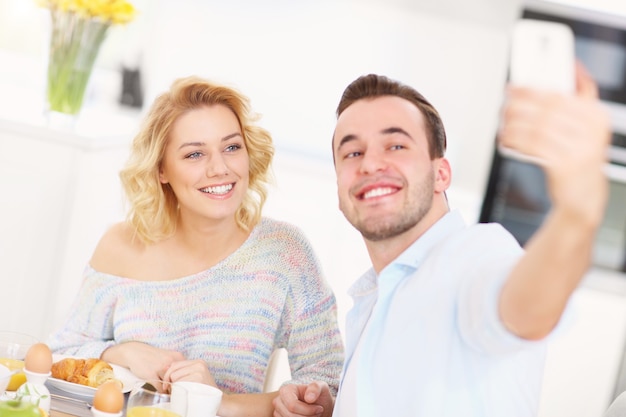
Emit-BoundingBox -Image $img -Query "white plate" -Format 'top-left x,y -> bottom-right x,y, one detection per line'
47,354 -> 143,397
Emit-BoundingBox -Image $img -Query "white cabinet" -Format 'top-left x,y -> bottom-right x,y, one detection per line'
0,114 -> 136,340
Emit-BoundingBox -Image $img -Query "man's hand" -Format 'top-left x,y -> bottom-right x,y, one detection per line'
499,61 -> 611,223
272,381 -> 334,417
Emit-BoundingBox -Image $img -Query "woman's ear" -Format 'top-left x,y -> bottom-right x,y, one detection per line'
434,157 -> 451,192
159,166 -> 168,184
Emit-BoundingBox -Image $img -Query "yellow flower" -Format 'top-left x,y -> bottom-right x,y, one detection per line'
40,0 -> 136,115
36,0 -> 136,25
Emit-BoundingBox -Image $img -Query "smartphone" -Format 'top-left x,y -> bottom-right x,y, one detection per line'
509,19 -> 575,93
499,18 -> 576,164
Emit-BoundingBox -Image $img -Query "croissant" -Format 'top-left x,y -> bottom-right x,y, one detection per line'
51,358 -> 122,388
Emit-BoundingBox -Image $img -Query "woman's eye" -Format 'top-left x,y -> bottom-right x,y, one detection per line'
225,143 -> 242,152
185,151 -> 203,159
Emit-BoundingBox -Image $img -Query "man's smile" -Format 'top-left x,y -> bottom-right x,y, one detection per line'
361,186 -> 398,200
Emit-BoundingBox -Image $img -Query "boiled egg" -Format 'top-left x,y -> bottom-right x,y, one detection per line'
24,343 -> 53,374
93,381 -> 124,414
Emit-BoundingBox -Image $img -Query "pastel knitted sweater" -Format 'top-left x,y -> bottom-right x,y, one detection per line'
47,217 -> 344,395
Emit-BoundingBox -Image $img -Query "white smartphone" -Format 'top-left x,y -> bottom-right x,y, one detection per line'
509,19 -> 575,93
500,18 -> 576,164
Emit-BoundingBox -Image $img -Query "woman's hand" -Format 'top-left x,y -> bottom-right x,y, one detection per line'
101,341 -> 185,384
159,359 -> 218,388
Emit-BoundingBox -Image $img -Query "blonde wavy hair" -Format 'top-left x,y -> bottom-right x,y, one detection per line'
120,76 -> 274,244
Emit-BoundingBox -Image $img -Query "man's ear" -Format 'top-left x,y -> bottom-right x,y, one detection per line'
434,158 -> 451,192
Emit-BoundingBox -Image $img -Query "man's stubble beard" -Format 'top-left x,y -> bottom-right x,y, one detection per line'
341,170 -> 435,242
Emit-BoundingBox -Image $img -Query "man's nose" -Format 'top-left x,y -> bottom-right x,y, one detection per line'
359,148 -> 387,175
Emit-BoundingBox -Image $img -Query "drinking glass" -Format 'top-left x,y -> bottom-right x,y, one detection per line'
126,383 -> 184,417
0,331 -> 38,391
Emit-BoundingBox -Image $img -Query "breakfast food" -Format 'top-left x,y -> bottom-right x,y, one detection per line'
93,381 -> 124,413
24,344 -> 53,375
51,358 -> 121,388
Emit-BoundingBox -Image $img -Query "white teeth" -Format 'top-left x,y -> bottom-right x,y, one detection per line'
201,184 -> 233,195
363,187 -> 394,199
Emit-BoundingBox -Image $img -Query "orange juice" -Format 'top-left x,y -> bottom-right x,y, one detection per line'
126,406 -> 181,417
0,358 -> 26,391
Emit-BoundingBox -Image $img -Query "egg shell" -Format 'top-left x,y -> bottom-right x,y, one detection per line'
93,381 -> 124,413
24,343 -> 52,374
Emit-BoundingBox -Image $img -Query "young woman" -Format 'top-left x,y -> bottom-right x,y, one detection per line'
48,76 -> 344,417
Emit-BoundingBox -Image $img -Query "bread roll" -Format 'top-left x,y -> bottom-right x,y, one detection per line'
51,358 -> 122,388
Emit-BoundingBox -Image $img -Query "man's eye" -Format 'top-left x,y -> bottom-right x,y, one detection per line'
390,145 -> 405,151
345,151 -> 361,159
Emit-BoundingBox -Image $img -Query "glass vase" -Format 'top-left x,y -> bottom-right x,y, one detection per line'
46,9 -> 110,116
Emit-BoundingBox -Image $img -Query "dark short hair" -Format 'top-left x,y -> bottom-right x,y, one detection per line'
335,74 -> 447,158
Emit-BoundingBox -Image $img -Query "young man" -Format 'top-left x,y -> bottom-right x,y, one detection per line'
273,66 -> 610,417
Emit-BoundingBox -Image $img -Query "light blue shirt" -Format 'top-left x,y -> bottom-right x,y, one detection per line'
333,210 -> 547,417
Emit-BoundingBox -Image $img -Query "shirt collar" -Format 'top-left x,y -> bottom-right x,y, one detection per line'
348,210 -> 467,297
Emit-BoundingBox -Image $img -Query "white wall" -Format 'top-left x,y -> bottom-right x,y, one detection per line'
0,0 -> 514,204
141,0 -> 512,201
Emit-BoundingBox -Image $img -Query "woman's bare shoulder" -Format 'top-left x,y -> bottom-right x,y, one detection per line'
90,222 -> 146,276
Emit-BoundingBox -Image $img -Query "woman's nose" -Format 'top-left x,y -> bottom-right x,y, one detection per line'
205,154 -> 229,177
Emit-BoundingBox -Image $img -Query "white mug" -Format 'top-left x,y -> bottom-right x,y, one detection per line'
171,381 -> 222,417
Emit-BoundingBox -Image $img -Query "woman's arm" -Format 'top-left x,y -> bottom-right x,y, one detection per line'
161,359 -> 279,417
219,392 -> 279,417
46,266 -> 119,357
279,226 -> 344,396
